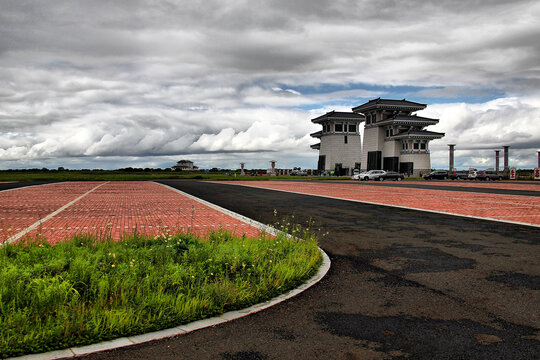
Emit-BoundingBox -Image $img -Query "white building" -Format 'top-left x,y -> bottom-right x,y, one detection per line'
311,98 -> 444,176
172,160 -> 198,171
310,111 -> 365,175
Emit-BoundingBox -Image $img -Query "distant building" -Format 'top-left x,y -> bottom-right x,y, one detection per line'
172,160 -> 198,171
311,98 -> 444,176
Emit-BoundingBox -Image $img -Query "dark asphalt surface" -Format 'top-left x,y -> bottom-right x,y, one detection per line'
75,180 -> 539,360
0,180 -> 59,192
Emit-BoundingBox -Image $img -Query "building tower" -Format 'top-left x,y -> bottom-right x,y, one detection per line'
352,98 -> 444,177
310,111 -> 365,175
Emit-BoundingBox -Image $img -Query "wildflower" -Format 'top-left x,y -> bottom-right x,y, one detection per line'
111,264 -> 115,268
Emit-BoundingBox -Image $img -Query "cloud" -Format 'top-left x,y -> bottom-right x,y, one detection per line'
0,0 -> 539,170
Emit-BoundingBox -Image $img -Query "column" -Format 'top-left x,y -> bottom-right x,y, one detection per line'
448,144 -> 456,172
503,146 -> 510,171
494,150 -> 500,172
240,163 -> 245,176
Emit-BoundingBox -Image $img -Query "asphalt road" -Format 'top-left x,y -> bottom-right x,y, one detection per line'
33,179 -> 537,359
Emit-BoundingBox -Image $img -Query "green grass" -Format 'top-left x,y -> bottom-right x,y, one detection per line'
0,170 -> 350,182
0,230 -> 322,358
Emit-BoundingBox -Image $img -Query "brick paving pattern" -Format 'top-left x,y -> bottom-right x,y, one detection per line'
1,182 -> 262,245
366,180 -> 540,191
220,181 -> 540,226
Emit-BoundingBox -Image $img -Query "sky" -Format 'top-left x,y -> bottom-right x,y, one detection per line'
1,0 -> 539,171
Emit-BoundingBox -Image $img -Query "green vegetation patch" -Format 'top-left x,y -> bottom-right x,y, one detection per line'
0,231 -> 322,358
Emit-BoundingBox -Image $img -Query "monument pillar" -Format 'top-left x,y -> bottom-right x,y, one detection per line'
240,163 -> 245,176
494,150 -> 500,172
448,144 -> 456,172
503,146 -> 510,171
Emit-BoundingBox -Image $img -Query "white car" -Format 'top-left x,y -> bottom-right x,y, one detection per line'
352,170 -> 387,181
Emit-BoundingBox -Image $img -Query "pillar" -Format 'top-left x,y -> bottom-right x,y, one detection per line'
240,163 -> 245,176
494,150 -> 500,172
537,150 -> 540,168
448,144 -> 456,172
503,146 -> 510,171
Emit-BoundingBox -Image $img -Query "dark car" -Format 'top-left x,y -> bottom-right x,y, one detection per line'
475,170 -> 503,181
449,170 -> 468,180
423,170 -> 449,180
376,171 -> 405,181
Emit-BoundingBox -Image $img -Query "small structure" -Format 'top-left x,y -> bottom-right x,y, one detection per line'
267,160 -> 277,176
240,163 -> 245,176
172,160 -> 198,171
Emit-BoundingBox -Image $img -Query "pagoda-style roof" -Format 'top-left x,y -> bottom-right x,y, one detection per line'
391,130 -> 445,140
377,114 -> 439,127
352,98 -> 426,113
311,111 -> 365,124
310,130 -> 323,138
310,143 -> 321,150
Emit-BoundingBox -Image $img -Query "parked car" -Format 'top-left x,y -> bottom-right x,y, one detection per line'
468,171 -> 478,180
352,170 -> 386,181
377,171 -> 405,181
423,170 -> 449,180
449,170 -> 468,180
475,170 -> 503,181
290,169 -> 307,176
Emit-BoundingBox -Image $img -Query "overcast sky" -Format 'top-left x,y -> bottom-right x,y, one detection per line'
1,0 -> 539,170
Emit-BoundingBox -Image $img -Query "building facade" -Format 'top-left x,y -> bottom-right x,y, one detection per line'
172,160 -> 198,171
311,98 -> 444,176
310,111 -> 365,175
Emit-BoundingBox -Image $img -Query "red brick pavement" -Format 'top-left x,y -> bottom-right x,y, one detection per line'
219,181 -> 540,226
1,182 -> 262,245
0,182 -> 102,242
375,180 -> 540,191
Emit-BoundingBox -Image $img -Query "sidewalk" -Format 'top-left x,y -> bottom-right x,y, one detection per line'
1,181 -> 262,245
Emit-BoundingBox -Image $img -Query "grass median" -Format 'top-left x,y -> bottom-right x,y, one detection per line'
0,229 -> 322,358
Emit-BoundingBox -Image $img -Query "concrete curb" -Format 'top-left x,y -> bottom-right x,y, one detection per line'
8,185 -> 331,360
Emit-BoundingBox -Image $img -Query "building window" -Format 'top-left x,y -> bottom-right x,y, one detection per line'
402,142 -> 409,150
348,124 -> 356,133
420,142 -> 426,150
386,128 -> 393,137
413,142 -> 419,150
366,115 -> 371,125
344,135 -> 348,144
335,123 -> 343,132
